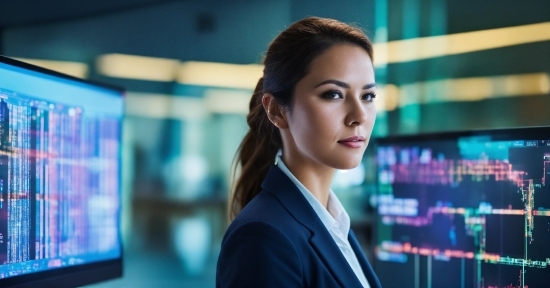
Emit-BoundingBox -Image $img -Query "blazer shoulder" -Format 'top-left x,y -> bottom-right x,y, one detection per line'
217,220 -> 304,287
223,220 -> 297,252
229,189 -> 297,231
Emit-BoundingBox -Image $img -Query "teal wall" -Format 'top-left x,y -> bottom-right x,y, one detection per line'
2,0 -> 379,95
3,0 -> 291,64
2,0 -> 376,65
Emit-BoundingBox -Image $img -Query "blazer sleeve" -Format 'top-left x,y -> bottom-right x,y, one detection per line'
216,221 -> 303,288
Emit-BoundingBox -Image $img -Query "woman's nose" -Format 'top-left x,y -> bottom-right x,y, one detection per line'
345,97 -> 369,126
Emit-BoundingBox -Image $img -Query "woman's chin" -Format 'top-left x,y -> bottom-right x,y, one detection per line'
330,158 -> 363,170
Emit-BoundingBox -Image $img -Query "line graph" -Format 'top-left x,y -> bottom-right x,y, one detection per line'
375,141 -> 550,288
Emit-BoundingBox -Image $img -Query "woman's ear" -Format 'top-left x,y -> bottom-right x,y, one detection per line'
262,93 -> 289,129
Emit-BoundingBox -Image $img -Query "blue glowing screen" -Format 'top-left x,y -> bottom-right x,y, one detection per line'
0,60 -> 123,278
375,130 -> 550,288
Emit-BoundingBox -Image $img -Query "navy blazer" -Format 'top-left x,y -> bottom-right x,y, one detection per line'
216,165 -> 382,288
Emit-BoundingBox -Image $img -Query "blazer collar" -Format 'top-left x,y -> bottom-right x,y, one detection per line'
261,165 -> 364,288
261,165 -> 319,232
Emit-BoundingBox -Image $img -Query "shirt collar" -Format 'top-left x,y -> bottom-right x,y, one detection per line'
275,153 -> 350,237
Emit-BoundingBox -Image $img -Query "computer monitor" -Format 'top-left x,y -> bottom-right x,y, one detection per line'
0,55 -> 123,287
374,127 -> 550,288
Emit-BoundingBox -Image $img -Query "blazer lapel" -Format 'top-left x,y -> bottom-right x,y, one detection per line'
309,228 -> 363,288
262,165 -> 363,288
261,165 -> 318,229
348,230 -> 382,288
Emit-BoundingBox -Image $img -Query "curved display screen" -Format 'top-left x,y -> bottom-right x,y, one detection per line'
0,56 -> 123,287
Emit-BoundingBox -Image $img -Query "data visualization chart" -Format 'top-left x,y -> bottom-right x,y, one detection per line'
374,130 -> 550,288
0,56 -> 124,286
0,88 -> 121,278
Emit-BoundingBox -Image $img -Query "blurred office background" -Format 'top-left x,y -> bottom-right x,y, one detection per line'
1,0 -> 549,286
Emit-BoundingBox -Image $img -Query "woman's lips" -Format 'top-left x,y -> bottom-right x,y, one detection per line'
337,136 -> 365,148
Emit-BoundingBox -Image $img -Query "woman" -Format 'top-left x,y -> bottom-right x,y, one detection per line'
216,17 -> 382,288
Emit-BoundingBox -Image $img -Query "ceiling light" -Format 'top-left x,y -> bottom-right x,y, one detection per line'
374,22 -> 550,66
177,61 -> 263,89
96,54 -> 179,82
14,58 -> 88,79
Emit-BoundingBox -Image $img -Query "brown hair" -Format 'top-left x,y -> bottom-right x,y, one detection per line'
229,17 -> 374,220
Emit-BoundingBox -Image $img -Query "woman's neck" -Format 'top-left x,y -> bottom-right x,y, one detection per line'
282,153 -> 335,208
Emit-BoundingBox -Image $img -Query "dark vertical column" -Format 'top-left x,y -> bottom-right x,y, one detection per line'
398,0 -> 421,134
0,27 -> 4,55
0,100 -> 9,263
29,107 -> 37,260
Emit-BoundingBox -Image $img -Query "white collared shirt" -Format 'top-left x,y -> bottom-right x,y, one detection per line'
276,154 -> 371,288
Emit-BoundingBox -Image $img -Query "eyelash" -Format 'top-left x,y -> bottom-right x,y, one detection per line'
321,90 -> 377,102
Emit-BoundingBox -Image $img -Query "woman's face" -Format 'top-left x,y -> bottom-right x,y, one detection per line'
282,43 -> 376,170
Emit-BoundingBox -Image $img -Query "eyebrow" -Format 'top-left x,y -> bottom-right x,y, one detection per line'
314,79 -> 376,90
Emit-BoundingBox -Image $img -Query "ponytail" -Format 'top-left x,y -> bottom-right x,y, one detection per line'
228,78 -> 282,221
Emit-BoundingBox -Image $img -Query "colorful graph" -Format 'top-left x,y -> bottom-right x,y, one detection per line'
0,89 -> 121,277
375,139 -> 550,288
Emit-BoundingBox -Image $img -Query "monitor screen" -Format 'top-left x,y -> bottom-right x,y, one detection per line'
374,127 -> 550,288
0,56 -> 123,287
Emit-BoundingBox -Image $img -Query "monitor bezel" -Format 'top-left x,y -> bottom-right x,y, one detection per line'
0,55 -> 124,94
0,55 -> 124,287
375,126 -> 550,146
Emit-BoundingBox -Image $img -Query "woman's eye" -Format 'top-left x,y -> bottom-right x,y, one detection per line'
362,92 -> 377,102
321,90 -> 343,100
